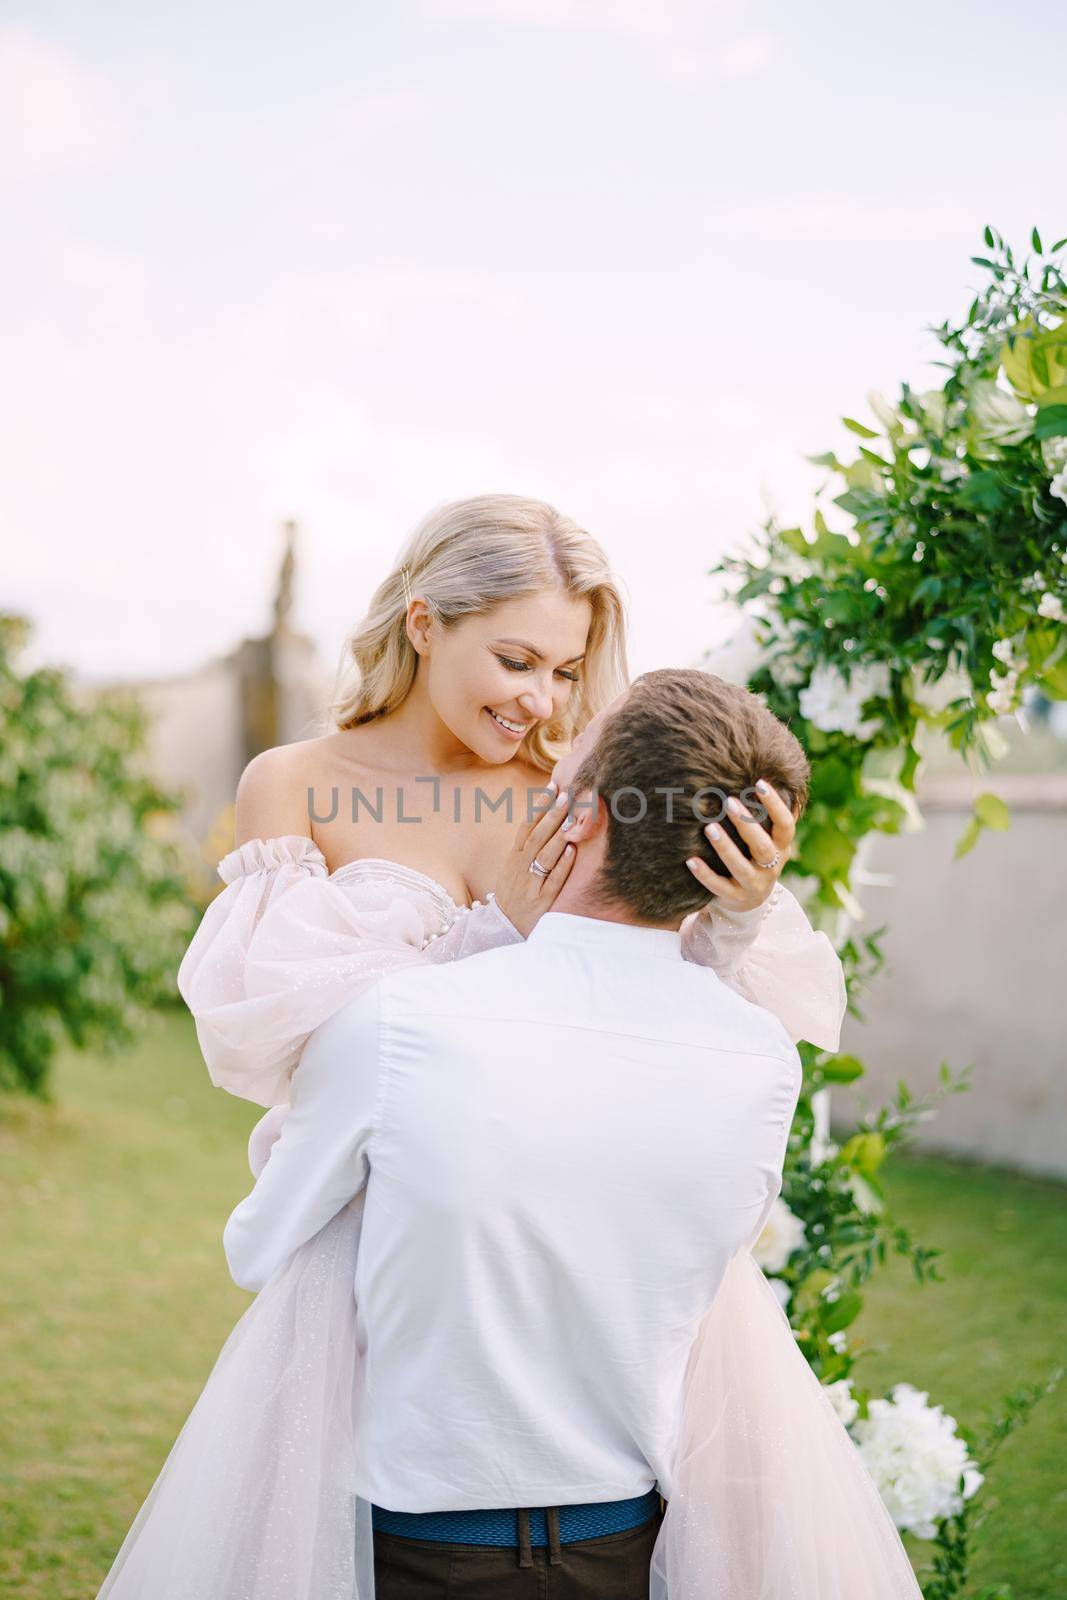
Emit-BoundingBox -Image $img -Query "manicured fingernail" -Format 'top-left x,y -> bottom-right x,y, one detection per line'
755,779 -> 769,793
686,857 -> 700,870
546,779 -> 558,795
554,789 -> 568,807
565,842 -> 575,854
727,797 -> 748,817
561,813 -> 574,830
707,823 -> 722,840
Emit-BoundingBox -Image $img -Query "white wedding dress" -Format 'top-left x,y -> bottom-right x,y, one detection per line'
95,837 -> 921,1599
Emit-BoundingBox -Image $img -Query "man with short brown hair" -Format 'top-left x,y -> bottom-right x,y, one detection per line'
563,667 -> 810,923
224,670 -> 844,1598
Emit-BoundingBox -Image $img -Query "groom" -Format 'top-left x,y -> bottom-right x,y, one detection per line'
223,667 -> 809,1598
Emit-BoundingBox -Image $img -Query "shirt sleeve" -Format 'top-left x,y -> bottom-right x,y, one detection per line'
222,983 -> 384,1293
739,1050 -> 803,1253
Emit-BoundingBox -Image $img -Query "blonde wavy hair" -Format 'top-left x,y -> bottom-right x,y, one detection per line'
327,494 -> 629,771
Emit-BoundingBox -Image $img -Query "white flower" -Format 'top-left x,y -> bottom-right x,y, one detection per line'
824,1378 -> 859,1428
909,666 -> 972,716
703,615 -> 770,688
1042,436 -> 1067,472
1050,470 -> 1067,504
991,638 -> 1018,665
938,458 -> 968,483
771,648 -> 810,688
969,381 -> 1033,450
987,656 -> 1020,714
828,1330 -> 849,1353
799,661 -> 890,739
753,1197 -> 808,1273
767,1277 -> 792,1310
851,1383 -> 984,1539
1038,592 -> 1066,622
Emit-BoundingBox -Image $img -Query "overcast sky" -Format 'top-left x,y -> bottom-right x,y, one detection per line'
3,0 -> 1065,687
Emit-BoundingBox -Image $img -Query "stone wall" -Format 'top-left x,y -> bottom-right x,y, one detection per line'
830,775 -> 1067,1180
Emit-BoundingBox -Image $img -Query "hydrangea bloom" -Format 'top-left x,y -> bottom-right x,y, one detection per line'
798,661 -> 890,739
824,1378 -> 859,1428
851,1383 -> 984,1538
752,1196 -> 807,1273
767,1277 -> 792,1310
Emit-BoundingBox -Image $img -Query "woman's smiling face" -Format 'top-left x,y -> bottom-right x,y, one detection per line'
420,588 -> 592,764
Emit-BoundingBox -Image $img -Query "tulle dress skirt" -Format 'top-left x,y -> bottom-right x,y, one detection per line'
96,1203 -> 922,1600
96,1199 -> 374,1600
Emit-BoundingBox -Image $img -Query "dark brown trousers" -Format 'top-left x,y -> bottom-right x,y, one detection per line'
372,1504 -> 664,1599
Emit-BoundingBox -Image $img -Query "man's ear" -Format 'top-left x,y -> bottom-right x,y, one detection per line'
562,788 -> 606,843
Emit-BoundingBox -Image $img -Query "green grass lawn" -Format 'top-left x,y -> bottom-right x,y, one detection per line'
1,1011 -> 1064,1599
851,1151 -> 1067,1597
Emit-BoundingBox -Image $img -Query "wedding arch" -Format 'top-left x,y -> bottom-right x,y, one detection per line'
709,228 -> 1066,1596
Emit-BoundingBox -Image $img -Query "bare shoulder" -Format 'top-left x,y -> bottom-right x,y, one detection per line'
234,736 -> 334,846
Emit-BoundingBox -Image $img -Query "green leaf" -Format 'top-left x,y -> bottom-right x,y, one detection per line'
858,446 -> 891,468
842,416 -> 879,440
971,256 -> 997,270
779,526 -> 810,557
1035,404 -> 1067,441
796,825 -> 857,880
899,744 -> 921,791
833,488 -> 883,521
983,225 -> 995,249
1032,226 -> 1043,254
958,471 -> 1007,512
824,591 -> 858,623
1002,315 -> 1067,399
1039,655 -> 1067,698
822,1291 -> 863,1335
954,815 -> 983,859
810,755 -> 856,807
974,792 -> 1010,831
820,1053 -> 865,1084
912,576 -> 944,605
840,1131 -> 886,1174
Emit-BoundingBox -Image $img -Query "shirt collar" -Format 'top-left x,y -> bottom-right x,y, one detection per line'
525,910 -> 685,960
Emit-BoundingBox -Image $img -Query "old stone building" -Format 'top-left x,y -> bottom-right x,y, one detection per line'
81,522 -> 334,887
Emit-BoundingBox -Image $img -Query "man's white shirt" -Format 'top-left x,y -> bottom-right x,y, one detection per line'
223,910 -> 801,1510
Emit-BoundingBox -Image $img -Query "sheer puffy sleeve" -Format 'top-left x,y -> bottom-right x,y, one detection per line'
421,891 -> 524,965
679,882 -> 847,1052
176,835 -> 522,1111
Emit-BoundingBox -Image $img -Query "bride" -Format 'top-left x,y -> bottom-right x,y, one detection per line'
95,494 -> 920,1598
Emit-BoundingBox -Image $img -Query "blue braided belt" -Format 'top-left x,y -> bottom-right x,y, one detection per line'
371,1487 -> 661,1546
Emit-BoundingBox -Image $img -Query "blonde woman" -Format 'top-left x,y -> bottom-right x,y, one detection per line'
96,494 -> 845,1600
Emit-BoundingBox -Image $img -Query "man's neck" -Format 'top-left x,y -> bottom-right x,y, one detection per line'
549,882 -> 683,934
